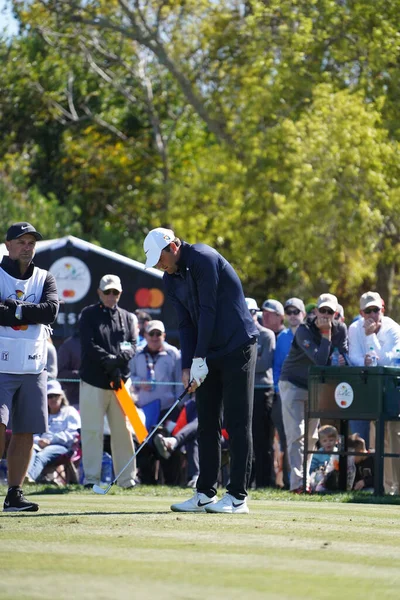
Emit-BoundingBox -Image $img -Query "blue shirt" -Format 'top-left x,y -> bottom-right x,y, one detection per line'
163,241 -> 258,369
273,328 -> 293,392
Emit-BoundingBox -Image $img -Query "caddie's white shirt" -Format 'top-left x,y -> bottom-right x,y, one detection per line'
348,315 -> 400,366
0,266 -> 48,373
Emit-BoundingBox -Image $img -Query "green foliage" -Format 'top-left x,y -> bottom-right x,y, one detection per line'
2,0 -> 400,314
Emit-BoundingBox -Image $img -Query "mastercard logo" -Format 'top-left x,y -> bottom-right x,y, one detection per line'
135,288 -> 164,308
11,325 -> 29,331
62,289 -> 76,298
16,290 -> 24,299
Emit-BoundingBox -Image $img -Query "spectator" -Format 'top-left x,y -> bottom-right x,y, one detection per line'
46,336 -> 58,379
261,299 -> 285,338
143,227 -> 258,514
154,397 -> 199,488
130,319 -> 182,429
348,433 -> 374,491
336,304 -> 345,324
272,297 -> 306,489
134,310 -> 152,348
79,274 -> 137,489
57,328 -> 81,409
348,290 -> 400,489
305,302 -> 318,316
0,221 -> 59,512
246,297 -> 276,488
279,293 -> 348,492
309,425 -> 339,491
27,380 -> 81,483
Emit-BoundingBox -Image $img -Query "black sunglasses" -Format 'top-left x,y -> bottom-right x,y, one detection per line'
364,307 -> 380,315
285,308 -> 300,316
319,307 -> 335,315
48,394 -> 61,399
103,289 -> 120,296
148,331 -> 162,337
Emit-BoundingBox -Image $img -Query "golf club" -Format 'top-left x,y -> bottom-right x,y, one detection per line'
93,385 -> 190,495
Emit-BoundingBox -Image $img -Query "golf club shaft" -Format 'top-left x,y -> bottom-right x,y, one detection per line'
108,386 -> 190,488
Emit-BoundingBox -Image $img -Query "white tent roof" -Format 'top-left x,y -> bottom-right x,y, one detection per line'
0,235 -> 163,278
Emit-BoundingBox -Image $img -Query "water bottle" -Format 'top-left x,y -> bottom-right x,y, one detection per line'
331,347 -> 340,366
368,346 -> 378,367
101,452 -> 114,484
392,349 -> 400,368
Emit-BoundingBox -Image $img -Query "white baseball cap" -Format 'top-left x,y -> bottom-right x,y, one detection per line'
245,297 -> 260,312
360,291 -> 383,311
143,228 -> 175,268
146,320 -> 165,334
99,274 -> 122,293
261,299 -> 284,316
317,293 -> 338,312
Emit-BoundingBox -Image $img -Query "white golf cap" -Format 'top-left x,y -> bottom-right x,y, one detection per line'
143,228 -> 175,268
146,320 -> 165,334
360,291 -> 383,310
99,274 -> 122,293
47,379 -> 63,395
317,293 -> 338,312
245,297 -> 260,311
261,299 -> 284,316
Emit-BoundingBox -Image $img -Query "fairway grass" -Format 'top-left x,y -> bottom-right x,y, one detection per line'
1,486 -> 400,599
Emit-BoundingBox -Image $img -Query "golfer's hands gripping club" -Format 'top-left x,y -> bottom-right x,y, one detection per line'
189,358 -> 208,389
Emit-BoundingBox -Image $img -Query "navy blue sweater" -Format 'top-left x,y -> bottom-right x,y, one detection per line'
163,241 -> 258,369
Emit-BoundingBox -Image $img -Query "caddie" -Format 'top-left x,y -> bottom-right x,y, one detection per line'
0,222 -> 59,512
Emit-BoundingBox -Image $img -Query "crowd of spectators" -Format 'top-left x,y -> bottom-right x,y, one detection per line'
3,278 -> 399,496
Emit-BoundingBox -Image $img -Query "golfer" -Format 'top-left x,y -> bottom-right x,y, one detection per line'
143,228 -> 258,513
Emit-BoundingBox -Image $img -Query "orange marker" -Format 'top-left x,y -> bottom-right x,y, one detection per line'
113,381 -> 148,444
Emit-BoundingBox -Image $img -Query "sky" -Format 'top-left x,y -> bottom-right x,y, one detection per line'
0,0 -> 19,37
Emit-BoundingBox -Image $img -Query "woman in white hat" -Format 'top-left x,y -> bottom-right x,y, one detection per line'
27,380 -> 81,483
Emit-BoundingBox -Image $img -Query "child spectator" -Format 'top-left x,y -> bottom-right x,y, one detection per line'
348,433 -> 374,491
310,425 -> 339,491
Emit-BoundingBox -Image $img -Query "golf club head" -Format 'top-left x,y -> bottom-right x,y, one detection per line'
92,484 -> 109,495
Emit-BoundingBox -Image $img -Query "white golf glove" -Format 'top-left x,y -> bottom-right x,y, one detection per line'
190,357 -> 208,387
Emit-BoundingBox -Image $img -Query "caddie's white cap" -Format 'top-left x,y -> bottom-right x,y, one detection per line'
143,228 -> 175,268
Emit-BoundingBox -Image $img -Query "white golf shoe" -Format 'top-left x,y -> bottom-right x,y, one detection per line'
170,492 -> 217,513
205,493 -> 249,514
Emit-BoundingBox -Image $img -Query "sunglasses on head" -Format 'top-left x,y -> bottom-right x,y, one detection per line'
148,331 -> 162,337
103,289 -> 120,296
318,307 -> 335,315
285,308 -> 300,316
364,307 -> 380,315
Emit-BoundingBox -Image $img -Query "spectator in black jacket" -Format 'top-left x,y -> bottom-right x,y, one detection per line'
143,227 -> 258,514
79,274 -> 137,488
279,293 -> 348,493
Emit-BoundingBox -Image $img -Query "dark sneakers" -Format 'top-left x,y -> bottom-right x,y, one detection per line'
3,487 -> 39,512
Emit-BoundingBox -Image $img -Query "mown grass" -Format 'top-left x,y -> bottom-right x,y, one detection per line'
1,485 -> 400,600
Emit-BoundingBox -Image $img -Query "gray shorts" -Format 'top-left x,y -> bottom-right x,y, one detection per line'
0,371 -> 48,433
